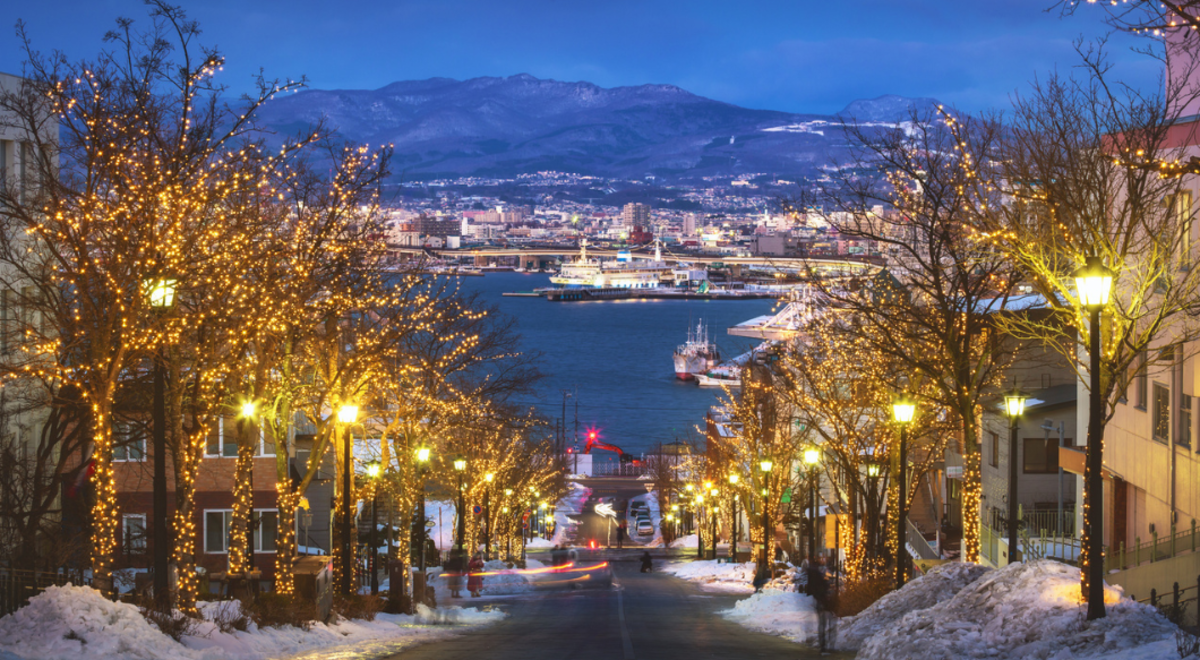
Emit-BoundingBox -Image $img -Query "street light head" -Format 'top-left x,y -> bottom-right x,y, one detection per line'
728,473 -> 739,485
695,494 -> 704,504
415,446 -> 431,463
804,447 -> 821,466
1073,255 -> 1114,309
485,472 -> 495,483
145,278 -> 178,309
703,481 -> 713,490
240,401 -> 256,419
892,394 -> 916,424
866,462 -> 882,478
1003,386 -> 1029,419
685,483 -> 694,492
760,458 -> 774,473
505,488 -> 513,496
453,456 -> 467,471
337,404 -> 358,424
366,461 -> 381,478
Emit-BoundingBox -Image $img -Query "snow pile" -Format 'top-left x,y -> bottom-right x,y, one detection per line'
661,559 -> 757,593
857,560 -> 1176,660
0,584 -> 202,660
668,533 -> 698,549
0,583 -> 506,660
526,537 -> 554,549
478,560 -> 534,595
839,561 -> 991,651
718,590 -> 819,644
551,481 -> 591,546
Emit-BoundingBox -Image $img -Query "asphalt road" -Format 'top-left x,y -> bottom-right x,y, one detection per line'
383,556 -> 852,660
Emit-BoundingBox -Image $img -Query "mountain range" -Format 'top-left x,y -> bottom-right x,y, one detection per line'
252,73 -> 940,181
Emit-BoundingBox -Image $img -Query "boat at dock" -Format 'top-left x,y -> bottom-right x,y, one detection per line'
696,369 -> 741,388
673,321 -> 721,380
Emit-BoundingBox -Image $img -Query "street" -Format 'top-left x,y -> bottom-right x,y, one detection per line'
384,552 -> 851,660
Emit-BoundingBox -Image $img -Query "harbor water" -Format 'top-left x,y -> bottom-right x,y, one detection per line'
458,272 -> 778,464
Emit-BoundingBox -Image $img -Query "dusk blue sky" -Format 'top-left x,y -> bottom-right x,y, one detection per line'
0,0 -> 1164,115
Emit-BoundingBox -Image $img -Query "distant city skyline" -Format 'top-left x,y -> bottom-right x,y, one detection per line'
0,0 -> 1164,116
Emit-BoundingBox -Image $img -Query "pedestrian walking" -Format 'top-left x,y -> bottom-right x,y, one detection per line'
639,551 -> 653,573
445,550 -> 464,598
805,555 -> 835,653
467,552 -> 485,598
617,520 -> 627,549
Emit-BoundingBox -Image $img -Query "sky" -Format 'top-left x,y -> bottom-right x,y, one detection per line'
0,0 -> 1165,116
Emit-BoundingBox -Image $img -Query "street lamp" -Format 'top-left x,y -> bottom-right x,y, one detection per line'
1074,255 -> 1113,621
366,460 -> 382,595
1003,386 -> 1029,565
239,401 -> 258,573
415,444 -> 431,575
484,472 -> 494,560
453,456 -> 467,553
892,393 -> 916,588
145,276 -> 176,608
504,488 -> 514,561
759,459 -> 773,566
336,404 -> 358,595
804,447 -> 821,562
728,473 -> 740,560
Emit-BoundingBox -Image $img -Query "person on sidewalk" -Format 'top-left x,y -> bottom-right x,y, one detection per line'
467,553 -> 485,598
445,551 -> 464,598
805,555 -> 834,653
617,520 -> 627,549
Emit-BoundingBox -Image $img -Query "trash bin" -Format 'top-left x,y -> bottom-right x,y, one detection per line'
294,556 -> 333,623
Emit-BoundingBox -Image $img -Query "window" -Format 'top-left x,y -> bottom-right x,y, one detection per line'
1023,438 -> 1059,474
122,514 -> 147,554
204,509 -> 279,554
205,417 -> 274,458
1154,383 -> 1171,444
989,431 -> 999,468
1182,394 -> 1193,449
1172,190 -> 1195,267
112,422 -> 146,462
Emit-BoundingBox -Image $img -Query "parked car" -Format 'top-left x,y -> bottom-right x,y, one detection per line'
636,518 -> 655,536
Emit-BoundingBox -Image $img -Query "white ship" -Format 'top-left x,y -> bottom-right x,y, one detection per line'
550,239 -> 676,289
696,368 -> 742,388
673,320 -> 721,380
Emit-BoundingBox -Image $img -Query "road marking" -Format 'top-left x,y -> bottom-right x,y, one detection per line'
616,585 -> 635,659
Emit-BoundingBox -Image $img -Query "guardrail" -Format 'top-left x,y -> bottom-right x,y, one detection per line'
0,568 -> 92,617
1106,520 -> 1200,572
905,518 -> 939,560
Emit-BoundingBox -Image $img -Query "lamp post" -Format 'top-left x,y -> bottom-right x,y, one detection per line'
366,460 -> 382,595
453,456 -> 467,553
415,445 -> 431,575
1075,255 -> 1113,620
728,474 -> 740,559
694,493 -> 705,559
1003,387 -> 1029,564
239,401 -> 258,573
759,459 -> 773,565
336,404 -> 358,596
484,472 -> 494,560
146,277 -> 176,608
504,488 -> 513,561
804,448 -> 820,561
892,394 -> 916,588
865,458 -> 882,561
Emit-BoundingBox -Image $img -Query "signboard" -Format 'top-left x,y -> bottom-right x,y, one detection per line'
522,521 -> 530,530
473,505 -> 483,516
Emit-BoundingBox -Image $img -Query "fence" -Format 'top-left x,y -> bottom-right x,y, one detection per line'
1106,520 -> 1200,573
1130,576 -> 1200,629
589,462 -> 649,478
0,568 -> 92,617
905,518 -> 939,561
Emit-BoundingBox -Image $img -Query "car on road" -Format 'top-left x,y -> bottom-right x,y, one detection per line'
635,518 -> 654,536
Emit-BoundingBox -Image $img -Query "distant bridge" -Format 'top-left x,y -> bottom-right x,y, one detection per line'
393,245 -> 877,277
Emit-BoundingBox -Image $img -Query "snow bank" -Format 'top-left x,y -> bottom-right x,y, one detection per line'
661,559 -> 756,593
552,482 -> 591,546
0,584 -> 200,660
477,560 -> 534,595
719,590 -> 819,644
857,560 -> 1176,660
669,533 -> 698,549
527,538 -> 554,549
0,583 -> 506,660
839,561 -> 991,651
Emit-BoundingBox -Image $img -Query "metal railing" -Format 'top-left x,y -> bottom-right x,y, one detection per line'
1107,520 -> 1200,572
1131,576 -> 1200,629
0,568 -> 92,617
589,462 -> 649,478
905,518 -> 939,560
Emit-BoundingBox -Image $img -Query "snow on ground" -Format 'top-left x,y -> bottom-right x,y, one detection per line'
661,559 -> 757,593
527,537 -> 554,549
0,583 -> 505,660
552,481 -> 591,546
839,561 -> 991,651
477,560 -> 535,595
718,590 -> 819,644
857,560 -> 1177,660
668,533 -> 698,549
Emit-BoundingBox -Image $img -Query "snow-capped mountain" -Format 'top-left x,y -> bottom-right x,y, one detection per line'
251,74 -> 940,180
